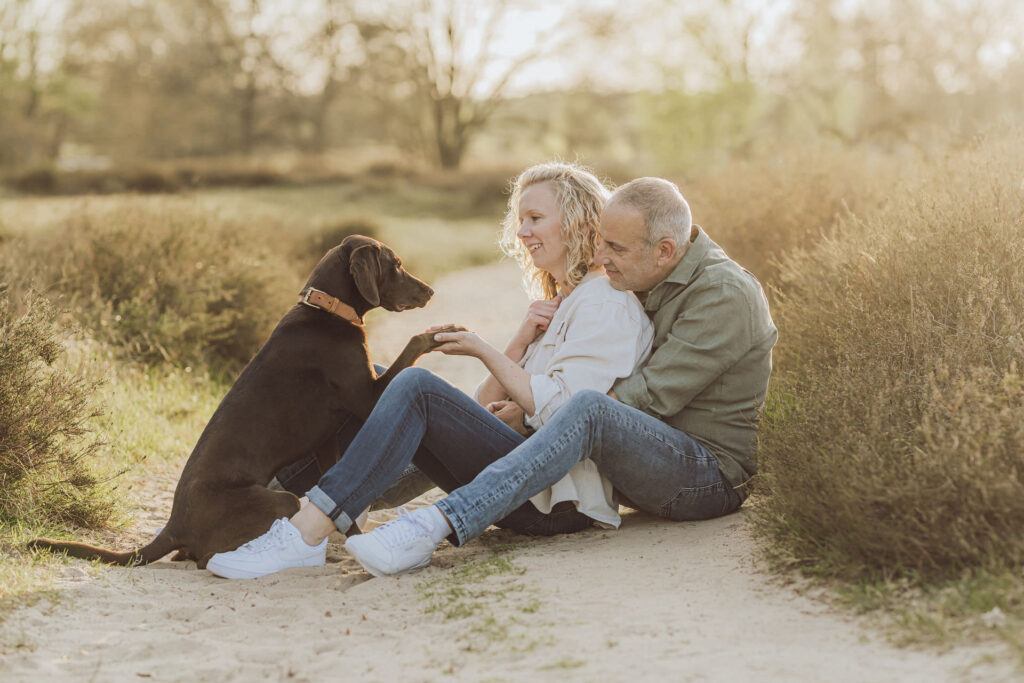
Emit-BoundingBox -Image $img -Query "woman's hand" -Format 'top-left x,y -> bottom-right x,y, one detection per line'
486,400 -> 530,436
432,329 -> 490,358
510,296 -> 562,349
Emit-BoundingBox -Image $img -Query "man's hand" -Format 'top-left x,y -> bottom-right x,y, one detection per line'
486,400 -> 530,436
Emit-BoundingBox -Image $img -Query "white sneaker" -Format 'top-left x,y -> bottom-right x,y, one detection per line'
345,507 -> 443,577
207,518 -> 327,579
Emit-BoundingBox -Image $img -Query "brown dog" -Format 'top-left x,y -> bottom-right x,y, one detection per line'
30,235 -> 456,568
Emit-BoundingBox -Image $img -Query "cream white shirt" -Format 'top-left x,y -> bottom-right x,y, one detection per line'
508,271 -> 653,528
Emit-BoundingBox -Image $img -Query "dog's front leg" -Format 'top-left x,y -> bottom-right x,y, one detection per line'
371,325 -> 465,399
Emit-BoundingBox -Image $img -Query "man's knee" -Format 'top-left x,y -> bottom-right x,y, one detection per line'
568,389 -> 613,412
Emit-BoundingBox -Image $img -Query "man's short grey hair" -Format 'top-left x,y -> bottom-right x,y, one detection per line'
608,177 -> 692,246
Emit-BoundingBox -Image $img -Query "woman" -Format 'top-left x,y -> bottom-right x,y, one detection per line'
207,162 -> 653,579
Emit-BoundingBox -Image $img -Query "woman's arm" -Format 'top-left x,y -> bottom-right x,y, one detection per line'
432,331 -> 538,414
466,296 -> 562,406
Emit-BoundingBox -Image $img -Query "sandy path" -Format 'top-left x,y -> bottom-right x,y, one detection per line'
0,261 -> 1016,682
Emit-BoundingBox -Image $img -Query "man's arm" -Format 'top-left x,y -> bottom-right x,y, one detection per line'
613,282 -> 753,417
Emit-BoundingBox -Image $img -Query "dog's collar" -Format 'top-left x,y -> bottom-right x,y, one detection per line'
298,287 -> 363,325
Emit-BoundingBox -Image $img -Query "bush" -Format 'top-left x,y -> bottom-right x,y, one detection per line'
684,146 -> 898,284
754,133 -> 1024,580
8,167 -> 57,194
13,203 -> 297,375
293,216 -> 382,270
0,288 -> 111,527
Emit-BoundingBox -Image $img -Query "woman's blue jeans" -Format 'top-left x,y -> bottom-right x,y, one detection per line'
296,367 -> 593,537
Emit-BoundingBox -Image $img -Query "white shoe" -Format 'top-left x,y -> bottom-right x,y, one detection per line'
207,518 -> 326,579
345,507 -> 443,577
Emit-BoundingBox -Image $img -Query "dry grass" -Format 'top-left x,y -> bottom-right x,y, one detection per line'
682,144 -> 901,283
3,202 -> 298,376
0,292 -> 109,529
754,131 -> 1024,580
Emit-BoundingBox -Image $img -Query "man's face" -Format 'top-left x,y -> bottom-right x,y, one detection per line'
595,201 -> 663,292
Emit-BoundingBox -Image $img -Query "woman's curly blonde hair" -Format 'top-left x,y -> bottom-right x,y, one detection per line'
499,162 -> 611,299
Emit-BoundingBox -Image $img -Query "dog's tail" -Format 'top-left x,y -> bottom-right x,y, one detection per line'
27,528 -> 180,567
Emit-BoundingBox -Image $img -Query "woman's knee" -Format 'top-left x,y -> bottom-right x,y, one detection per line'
388,366 -> 436,394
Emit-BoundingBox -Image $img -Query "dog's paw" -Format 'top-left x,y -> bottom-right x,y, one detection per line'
421,325 -> 469,349
409,325 -> 468,352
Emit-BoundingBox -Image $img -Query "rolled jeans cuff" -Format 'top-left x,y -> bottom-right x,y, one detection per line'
434,497 -> 469,547
307,485 -> 354,533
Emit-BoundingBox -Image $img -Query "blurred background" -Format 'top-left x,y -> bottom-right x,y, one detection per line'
2,0 -> 1022,179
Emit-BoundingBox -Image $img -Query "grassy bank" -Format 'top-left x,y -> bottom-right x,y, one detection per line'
754,131 -> 1024,655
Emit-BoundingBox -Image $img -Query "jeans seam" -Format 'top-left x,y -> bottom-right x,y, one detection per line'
605,404 -> 708,464
332,374 -> 436,513
422,390 -> 524,447
336,387 -> 522,513
455,410 -> 590,542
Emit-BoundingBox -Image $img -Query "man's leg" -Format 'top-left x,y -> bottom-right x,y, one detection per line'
436,390 -> 741,546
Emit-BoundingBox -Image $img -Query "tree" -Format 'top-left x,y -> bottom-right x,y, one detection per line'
783,0 -> 1024,147
0,0 -> 87,166
358,0 -> 602,169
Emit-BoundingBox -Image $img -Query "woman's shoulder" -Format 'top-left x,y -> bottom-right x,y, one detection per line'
570,273 -> 645,312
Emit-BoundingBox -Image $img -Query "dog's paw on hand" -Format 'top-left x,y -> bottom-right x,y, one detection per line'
416,325 -> 469,350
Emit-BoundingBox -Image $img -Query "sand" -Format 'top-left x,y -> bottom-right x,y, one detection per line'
0,260 -> 1016,682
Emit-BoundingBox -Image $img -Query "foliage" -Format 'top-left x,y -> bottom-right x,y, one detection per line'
754,132 -> 1024,581
685,144 -> 900,282
292,216 -> 382,271
636,81 -> 765,174
0,288 -> 110,528
2,163 -> 304,196
7,202 -> 297,375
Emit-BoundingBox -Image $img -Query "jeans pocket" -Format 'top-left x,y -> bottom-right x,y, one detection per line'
661,482 -> 740,521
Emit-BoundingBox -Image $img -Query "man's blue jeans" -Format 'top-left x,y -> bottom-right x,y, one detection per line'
302,367 -> 593,537
435,389 -> 742,546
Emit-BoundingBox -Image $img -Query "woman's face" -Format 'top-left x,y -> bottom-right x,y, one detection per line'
516,181 -> 568,283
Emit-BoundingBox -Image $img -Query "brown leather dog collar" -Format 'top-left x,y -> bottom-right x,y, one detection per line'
298,287 -> 363,325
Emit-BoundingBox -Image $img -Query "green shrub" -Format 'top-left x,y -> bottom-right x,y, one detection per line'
754,133 -> 1024,580
13,203 -> 297,375
293,216 -> 382,271
0,288 -> 111,527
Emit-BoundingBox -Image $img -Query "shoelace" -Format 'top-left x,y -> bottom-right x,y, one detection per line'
373,507 -> 432,549
240,518 -> 289,552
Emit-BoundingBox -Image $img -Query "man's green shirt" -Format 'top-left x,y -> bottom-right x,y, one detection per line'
612,227 -> 778,498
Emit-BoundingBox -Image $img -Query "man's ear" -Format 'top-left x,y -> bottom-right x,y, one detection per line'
350,244 -> 381,306
655,238 -> 678,267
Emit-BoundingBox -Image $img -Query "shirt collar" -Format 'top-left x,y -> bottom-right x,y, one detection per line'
638,225 -> 709,310
559,269 -> 604,299
661,224 -> 709,287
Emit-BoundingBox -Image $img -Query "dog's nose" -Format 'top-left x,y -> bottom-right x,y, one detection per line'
425,286 -> 434,298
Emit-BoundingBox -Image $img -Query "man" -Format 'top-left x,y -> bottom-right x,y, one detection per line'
344,177 -> 779,575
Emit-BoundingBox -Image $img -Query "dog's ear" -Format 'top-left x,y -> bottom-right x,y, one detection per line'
349,243 -> 381,306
